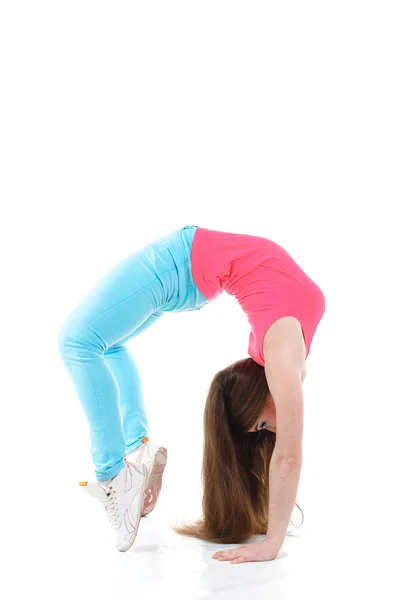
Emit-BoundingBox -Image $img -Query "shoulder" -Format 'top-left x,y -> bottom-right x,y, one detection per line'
262,316 -> 306,365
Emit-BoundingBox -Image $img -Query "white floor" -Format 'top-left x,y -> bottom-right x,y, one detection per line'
9,473 -> 396,600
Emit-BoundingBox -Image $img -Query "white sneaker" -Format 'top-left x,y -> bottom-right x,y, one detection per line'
125,437 -> 168,517
78,459 -> 150,552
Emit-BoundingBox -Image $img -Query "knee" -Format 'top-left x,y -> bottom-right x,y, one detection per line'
57,312 -> 79,358
57,320 -> 70,358
57,314 -> 103,359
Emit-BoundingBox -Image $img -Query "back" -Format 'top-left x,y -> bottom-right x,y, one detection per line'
190,226 -> 326,366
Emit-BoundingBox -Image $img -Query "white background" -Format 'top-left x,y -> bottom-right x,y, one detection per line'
1,1 -> 399,598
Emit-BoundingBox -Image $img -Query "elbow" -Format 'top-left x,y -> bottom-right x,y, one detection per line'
284,454 -> 302,465
273,450 -> 303,465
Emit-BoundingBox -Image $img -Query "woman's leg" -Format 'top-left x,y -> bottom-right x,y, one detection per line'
57,226 -> 209,482
104,311 -> 164,456
57,247 -> 171,482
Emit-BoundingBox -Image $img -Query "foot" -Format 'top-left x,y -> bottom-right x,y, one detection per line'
125,437 -> 168,517
78,459 -> 150,552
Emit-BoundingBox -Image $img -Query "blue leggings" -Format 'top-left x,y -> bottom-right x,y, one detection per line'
57,225 -> 210,481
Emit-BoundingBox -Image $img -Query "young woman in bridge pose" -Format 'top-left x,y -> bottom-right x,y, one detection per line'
58,224 -> 325,563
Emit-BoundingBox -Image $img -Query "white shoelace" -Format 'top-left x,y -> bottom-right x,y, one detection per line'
102,489 -> 120,527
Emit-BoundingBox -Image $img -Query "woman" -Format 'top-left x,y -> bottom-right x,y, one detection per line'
57,224 -> 326,559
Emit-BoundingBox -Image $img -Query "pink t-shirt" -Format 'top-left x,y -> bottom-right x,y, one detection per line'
190,226 -> 326,366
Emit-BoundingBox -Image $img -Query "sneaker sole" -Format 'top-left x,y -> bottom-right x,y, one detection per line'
141,447 -> 168,517
117,462 -> 150,552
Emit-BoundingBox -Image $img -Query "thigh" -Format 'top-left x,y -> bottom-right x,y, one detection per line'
108,310 -> 164,347
59,241 -> 175,350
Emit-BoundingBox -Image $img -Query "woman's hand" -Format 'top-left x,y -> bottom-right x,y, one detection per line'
212,540 -> 280,564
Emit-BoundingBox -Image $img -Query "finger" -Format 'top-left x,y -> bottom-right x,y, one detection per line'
231,556 -> 245,564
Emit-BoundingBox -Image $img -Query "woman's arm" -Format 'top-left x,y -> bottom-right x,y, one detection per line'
301,361 -> 307,382
263,318 -> 305,460
264,367 -> 304,546
262,317 -> 306,546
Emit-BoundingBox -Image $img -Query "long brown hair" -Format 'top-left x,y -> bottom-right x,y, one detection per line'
170,357 -> 304,544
